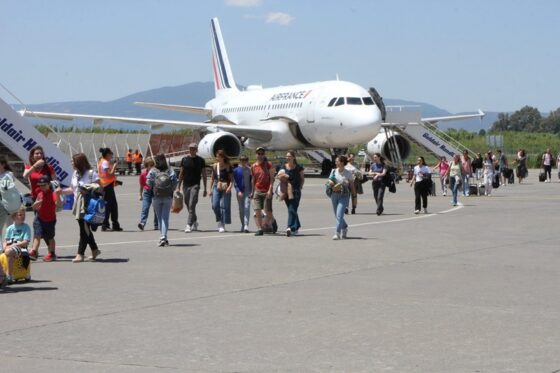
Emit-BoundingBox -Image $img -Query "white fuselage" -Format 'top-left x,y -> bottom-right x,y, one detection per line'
207,80 -> 382,150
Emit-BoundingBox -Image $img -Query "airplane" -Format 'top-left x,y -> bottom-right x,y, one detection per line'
19,18 -> 483,162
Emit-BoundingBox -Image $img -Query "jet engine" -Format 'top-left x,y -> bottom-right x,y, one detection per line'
197,132 -> 242,159
366,129 -> 411,163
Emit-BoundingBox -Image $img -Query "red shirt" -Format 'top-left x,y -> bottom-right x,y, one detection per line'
139,168 -> 151,190
251,161 -> 273,192
25,164 -> 55,200
36,190 -> 57,222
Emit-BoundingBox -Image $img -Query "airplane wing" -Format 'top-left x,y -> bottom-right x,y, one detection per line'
19,110 -> 273,142
421,109 -> 485,125
134,102 -> 212,116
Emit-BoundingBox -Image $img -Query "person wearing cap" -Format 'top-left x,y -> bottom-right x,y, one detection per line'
177,142 -> 207,233
250,147 -> 277,236
233,154 -> 252,233
31,175 -> 62,262
98,147 -> 123,231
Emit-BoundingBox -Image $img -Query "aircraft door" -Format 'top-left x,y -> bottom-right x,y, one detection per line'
306,99 -> 315,123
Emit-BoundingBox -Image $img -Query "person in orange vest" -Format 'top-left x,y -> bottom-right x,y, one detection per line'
133,149 -> 143,175
98,147 -> 123,231
126,149 -> 133,175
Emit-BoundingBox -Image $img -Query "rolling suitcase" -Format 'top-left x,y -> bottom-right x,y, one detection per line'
539,171 -> 546,182
0,252 -> 31,282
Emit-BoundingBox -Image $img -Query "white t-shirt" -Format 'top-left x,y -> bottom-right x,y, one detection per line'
70,169 -> 98,200
414,165 -> 431,182
483,159 -> 494,176
331,168 -> 353,192
542,153 -> 552,166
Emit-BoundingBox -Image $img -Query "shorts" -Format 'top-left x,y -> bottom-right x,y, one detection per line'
252,191 -> 273,211
33,217 -> 56,240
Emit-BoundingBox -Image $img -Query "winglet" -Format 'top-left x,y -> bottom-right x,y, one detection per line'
211,18 -> 238,96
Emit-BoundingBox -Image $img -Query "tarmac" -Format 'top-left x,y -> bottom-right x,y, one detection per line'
1,170 -> 560,372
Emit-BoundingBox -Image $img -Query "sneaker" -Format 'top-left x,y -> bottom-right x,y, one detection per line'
254,230 -> 263,236
424,208 -> 428,214
286,228 -> 292,237
72,254 -> 84,263
154,226 -> 159,230
28,250 -> 38,261
243,225 -> 249,233
341,228 -> 348,239
184,224 -> 192,233
101,226 -> 110,232
351,207 -> 356,214
344,208 -> 349,215
112,226 -> 123,232
442,192 -> 447,196
137,223 -> 144,231
87,249 -> 101,261
332,233 -> 341,240
192,222 -> 199,231
272,219 -> 278,234
158,238 -> 167,247
218,223 -> 225,233
414,210 -> 420,214
43,252 -> 56,262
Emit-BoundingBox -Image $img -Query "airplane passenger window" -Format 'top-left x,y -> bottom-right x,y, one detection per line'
334,97 -> 345,106
363,97 -> 374,105
328,98 -> 337,107
347,97 -> 362,105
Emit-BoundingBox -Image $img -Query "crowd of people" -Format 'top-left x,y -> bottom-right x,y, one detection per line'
1,145 -> 560,288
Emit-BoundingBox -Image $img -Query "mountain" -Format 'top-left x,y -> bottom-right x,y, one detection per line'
16,81 -> 497,132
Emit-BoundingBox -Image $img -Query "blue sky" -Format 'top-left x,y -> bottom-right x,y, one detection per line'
1,0 -> 559,113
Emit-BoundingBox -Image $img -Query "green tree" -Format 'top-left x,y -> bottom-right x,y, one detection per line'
540,108 -> 560,134
509,106 -> 542,132
490,112 -> 510,132
478,129 -> 486,136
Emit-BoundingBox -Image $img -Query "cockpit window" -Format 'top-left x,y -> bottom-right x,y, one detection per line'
328,97 -> 337,107
346,97 -> 362,105
362,97 -> 374,105
334,97 -> 345,106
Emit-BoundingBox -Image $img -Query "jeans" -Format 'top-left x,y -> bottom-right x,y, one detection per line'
102,183 -> 120,229
153,197 -> 172,239
449,176 -> 459,206
439,175 -> 448,195
284,188 -> 301,232
140,190 -> 158,228
372,181 -> 386,213
237,191 -> 251,229
330,191 -> 349,234
484,173 -> 494,195
462,174 -> 470,196
211,185 -> 231,225
183,184 -> 200,226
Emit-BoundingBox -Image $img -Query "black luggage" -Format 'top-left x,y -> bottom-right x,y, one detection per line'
539,171 -> 546,182
492,174 -> 500,188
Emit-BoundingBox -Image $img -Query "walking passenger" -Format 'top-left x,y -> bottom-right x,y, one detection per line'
23,145 -> 58,260
471,152 -> 483,182
138,157 -> 158,231
327,155 -> 355,240
410,156 -> 431,214
461,150 -> 472,196
61,153 -> 101,263
148,154 -> 177,246
483,151 -> 496,196
251,147 -> 276,236
177,143 -> 207,233
0,157 -> 16,244
542,148 -> 553,183
126,149 -> 133,175
209,150 -> 233,233
32,176 -> 62,262
368,153 -> 387,216
516,149 -> 528,184
233,155 -> 252,233
445,154 -> 463,206
97,148 -> 123,231
278,150 -> 305,237
345,153 -> 362,214
497,149 -> 509,185
432,156 -> 449,196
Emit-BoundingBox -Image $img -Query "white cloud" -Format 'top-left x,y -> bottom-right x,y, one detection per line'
225,0 -> 262,7
266,12 -> 294,26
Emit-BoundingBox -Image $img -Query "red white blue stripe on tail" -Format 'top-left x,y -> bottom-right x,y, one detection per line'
211,18 -> 238,94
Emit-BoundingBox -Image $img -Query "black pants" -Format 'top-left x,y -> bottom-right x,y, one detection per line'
135,163 -> 141,175
102,183 -> 120,229
544,165 -> 552,180
78,219 -> 98,255
414,180 -> 429,211
372,181 -> 386,213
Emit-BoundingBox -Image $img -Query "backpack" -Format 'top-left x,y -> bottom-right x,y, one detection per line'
83,196 -> 106,226
0,177 -> 23,214
154,170 -> 173,198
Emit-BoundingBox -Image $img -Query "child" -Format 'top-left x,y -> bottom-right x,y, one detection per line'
2,207 -> 31,284
32,175 -> 61,262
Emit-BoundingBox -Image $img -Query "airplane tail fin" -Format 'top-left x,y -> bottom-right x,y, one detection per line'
211,18 -> 239,96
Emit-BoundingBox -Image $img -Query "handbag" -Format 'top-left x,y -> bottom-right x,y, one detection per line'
171,191 -> 183,213
215,165 -> 229,192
